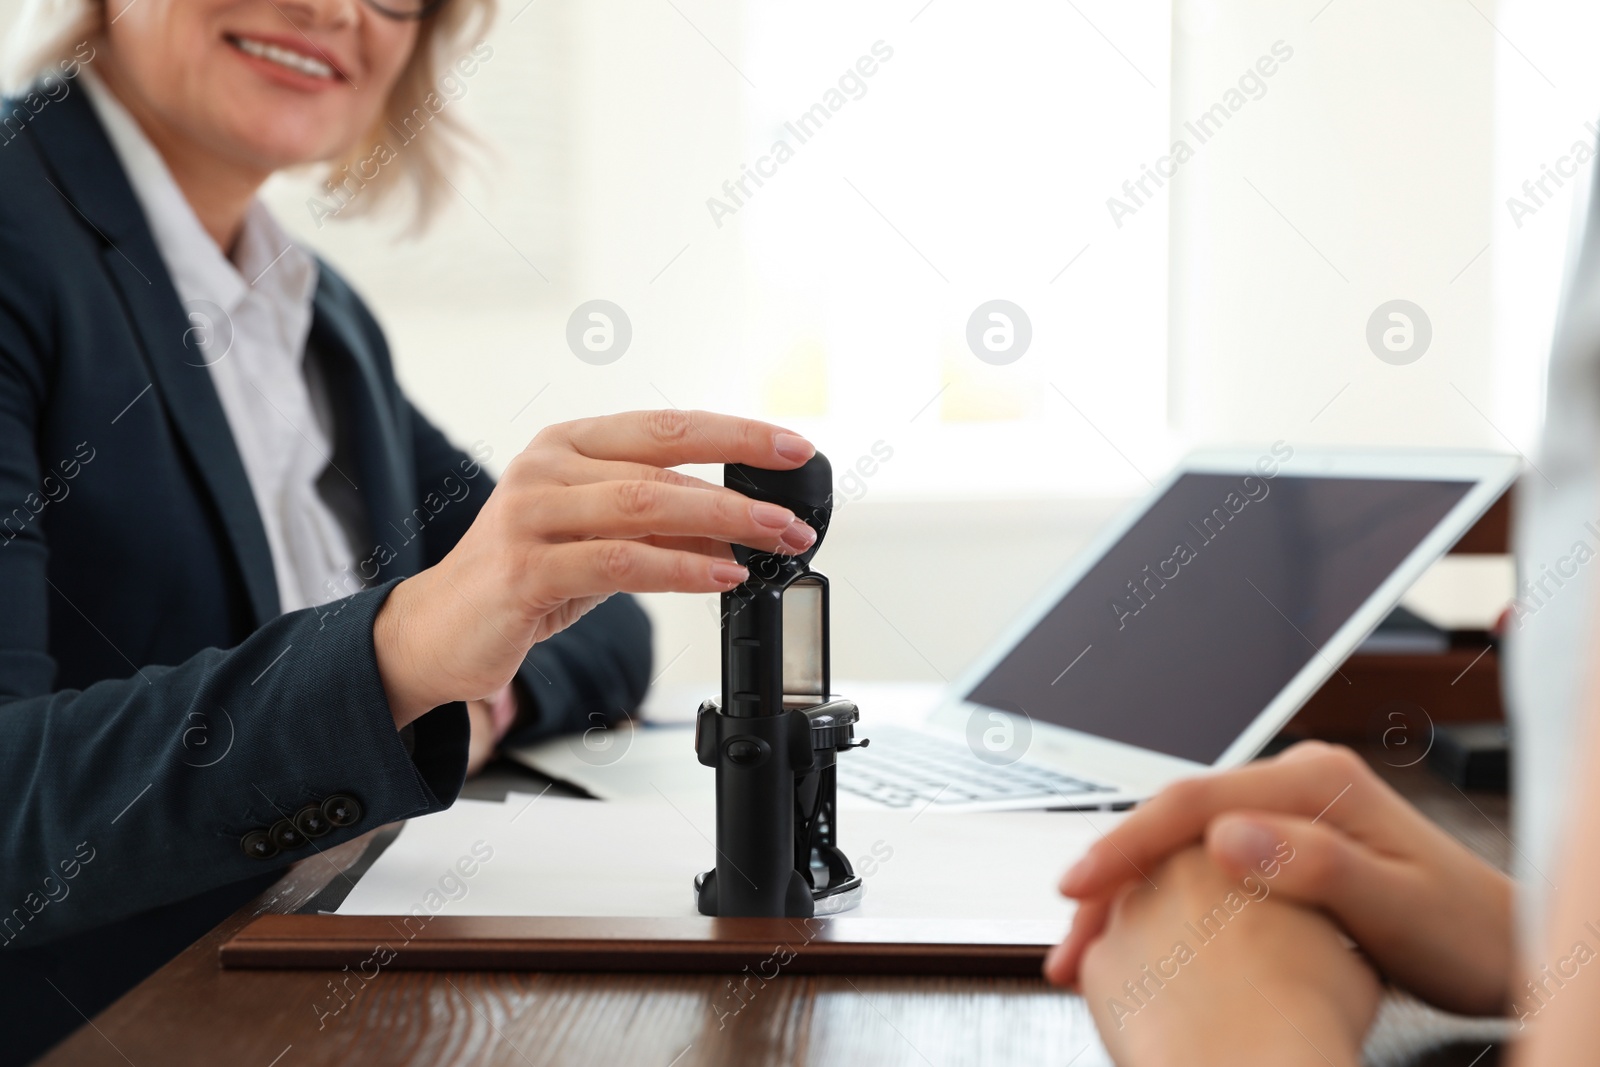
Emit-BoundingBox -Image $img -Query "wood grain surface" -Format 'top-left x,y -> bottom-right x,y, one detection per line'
34,747 -> 1512,1067
220,915 -> 1066,975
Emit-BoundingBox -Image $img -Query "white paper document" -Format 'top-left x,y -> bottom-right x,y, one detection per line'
335,793 -> 1118,927
509,681 -> 948,808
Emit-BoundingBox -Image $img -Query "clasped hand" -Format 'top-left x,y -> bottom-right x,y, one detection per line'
1047,742 -> 1515,1064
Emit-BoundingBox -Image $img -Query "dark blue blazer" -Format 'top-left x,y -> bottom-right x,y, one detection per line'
0,86 -> 650,1062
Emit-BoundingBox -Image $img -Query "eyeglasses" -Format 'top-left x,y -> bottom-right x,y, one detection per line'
361,0 -> 448,20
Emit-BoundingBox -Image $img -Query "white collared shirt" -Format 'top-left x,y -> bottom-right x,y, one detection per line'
82,71 -> 357,615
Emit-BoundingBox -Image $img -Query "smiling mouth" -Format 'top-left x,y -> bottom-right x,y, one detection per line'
226,34 -> 340,81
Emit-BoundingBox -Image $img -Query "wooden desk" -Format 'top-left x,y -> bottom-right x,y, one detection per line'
36,747 -> 1511,1067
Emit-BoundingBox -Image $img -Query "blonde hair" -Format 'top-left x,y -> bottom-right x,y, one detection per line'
0,0 -> 495,231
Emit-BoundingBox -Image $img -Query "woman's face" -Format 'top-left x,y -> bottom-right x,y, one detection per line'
101,0 -> 417,172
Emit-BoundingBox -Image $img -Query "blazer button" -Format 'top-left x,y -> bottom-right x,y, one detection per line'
269,818 -> 306,852
294,803 -> 331,839
322,794 -> 363,827
241,831 -> 278,860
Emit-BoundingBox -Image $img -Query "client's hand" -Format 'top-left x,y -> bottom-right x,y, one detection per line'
374,410 -> 818,727
1046,741 -> 1512,1016
1078,846 -> 1380,1067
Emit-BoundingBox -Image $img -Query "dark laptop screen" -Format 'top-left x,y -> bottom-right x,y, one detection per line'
964,472 -> 1474,764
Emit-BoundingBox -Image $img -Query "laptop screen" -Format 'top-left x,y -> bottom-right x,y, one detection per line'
963,471 -> 1475,764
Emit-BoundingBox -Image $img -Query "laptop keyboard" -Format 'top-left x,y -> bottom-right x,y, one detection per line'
838,726 -> 1116,808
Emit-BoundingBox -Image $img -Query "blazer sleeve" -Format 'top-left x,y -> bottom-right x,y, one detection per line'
0,234 -> 470,949
402,399 -> 654,747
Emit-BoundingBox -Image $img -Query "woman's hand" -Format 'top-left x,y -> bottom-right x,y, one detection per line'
374,410 -> 819,728
1046,741 -> 1513,1016
1077,846 -> 1381,1067
464,684 -> 520,777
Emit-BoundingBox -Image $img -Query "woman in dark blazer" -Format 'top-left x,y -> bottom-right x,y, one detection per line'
0,0 -> 820,1059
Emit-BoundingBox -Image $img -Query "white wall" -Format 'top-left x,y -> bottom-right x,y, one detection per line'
647,498 -> 1127,690
265,0 -> 1171,689
1490,0 -> 1600,451
3,0 -> 1559,689
1168,0 -> 1503,452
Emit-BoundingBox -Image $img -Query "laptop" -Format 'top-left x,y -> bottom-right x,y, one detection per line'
510,447 -> 1519,812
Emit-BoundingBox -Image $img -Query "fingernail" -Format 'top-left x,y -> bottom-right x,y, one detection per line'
751,502 -> 795,529
710,562 -> 748,586
1212,818 -> 1277,866
774,433 -> 813,462
1042,940 -> 1065,979
780,521 -> 817,550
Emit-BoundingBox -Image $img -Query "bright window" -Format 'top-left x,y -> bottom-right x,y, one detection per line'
261,0 -> 1173,499
735,1 -> 1174,499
